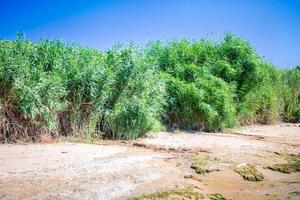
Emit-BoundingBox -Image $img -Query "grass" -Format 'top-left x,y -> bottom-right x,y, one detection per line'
209,193 -> 231,200
268,161 -> 300,173
184,174 -> 202,182
191,156 -> 219,174
0,36 -> 165,141
282,180 -> 300,184
281,67 -> 300,123
0,33 -> 299,141
288,191 -> 300,200
128,187 -> 203,200
234,164 -> 264,181
267,154 -> 300,173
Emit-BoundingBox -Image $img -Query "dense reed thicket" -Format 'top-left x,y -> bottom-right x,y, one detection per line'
0,34 -> 299,142
281,66 -> 300,122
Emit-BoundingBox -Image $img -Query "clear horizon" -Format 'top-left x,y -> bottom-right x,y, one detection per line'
1,0 -> 300,68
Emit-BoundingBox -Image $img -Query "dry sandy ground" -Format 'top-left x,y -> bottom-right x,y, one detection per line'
138,124 -> 300,200
0,123 -> 299,200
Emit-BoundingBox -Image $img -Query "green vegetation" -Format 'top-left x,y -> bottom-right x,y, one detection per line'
146,34 -> 283,129
288,191 -> 300,200
0,34 -> 165,141
209,193 -> 231,200
234,164 -> 264,181
281,67 -> 300,122
191,156 -> 219,174
267,154 -> 300,173
128,187 -> 203,200
0,33 -> 299,141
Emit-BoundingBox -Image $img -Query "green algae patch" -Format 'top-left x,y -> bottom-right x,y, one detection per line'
288,191 -> 300,200
282,180 -> 300,184
128,187 -> 203,200
209,193 -> 231,200
191,156 -> 219,174
191,156 -> 211,174
267,153 -> 300,173
234,164 -> 264,181
268,161 -> 300,173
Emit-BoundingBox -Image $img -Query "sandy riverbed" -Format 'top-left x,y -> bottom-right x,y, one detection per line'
0,123 -> 299,199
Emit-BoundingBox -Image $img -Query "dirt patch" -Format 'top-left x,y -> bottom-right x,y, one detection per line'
0,143 -> 185,200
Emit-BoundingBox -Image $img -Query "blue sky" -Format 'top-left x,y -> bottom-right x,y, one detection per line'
1,0 -> 299,68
